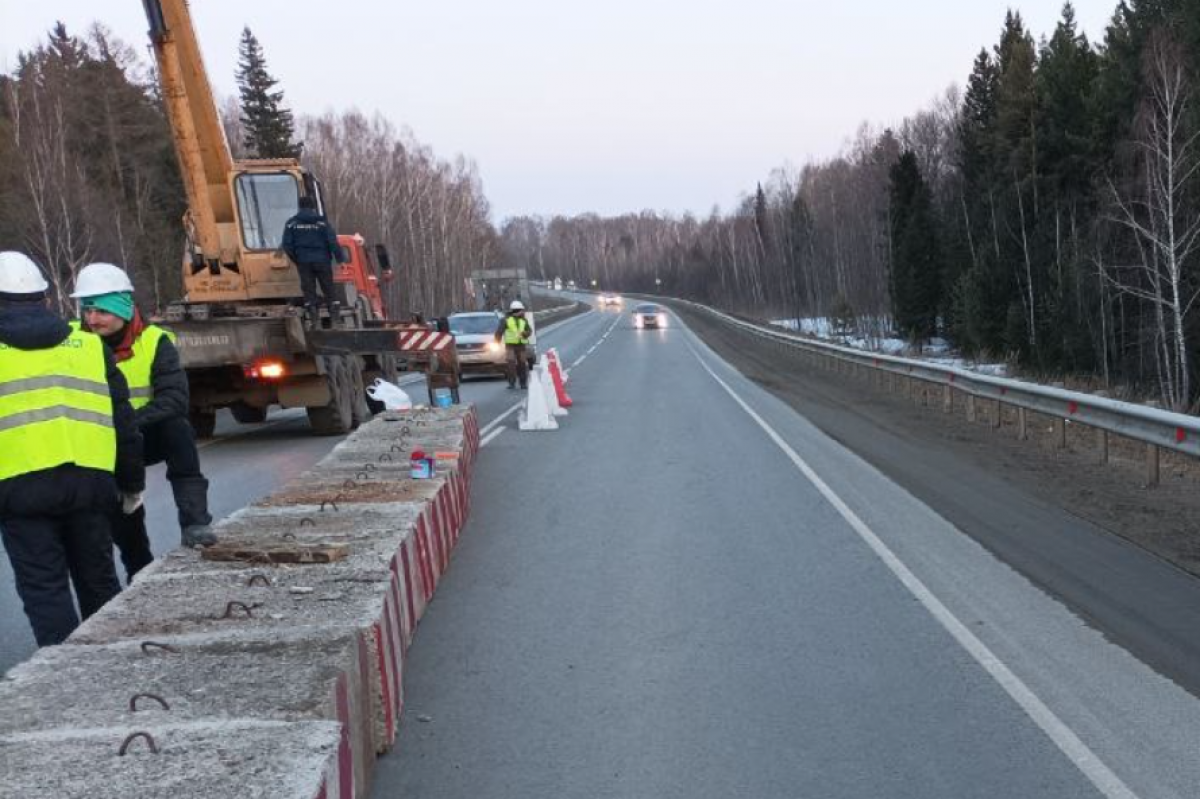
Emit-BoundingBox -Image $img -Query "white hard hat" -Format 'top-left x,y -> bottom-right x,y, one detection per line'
71,262 -> 135,298
0,251 -> 50,295
510,300 -> 526,311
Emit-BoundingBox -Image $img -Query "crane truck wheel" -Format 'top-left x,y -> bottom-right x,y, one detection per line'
307,355 -> 354,436
229,401 -> 268,425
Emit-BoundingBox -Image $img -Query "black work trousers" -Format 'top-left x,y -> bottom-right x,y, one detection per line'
505,344 -> 529,389
297,261 -> 336,311
110,416 -> 210,580
0,471 -> 121,647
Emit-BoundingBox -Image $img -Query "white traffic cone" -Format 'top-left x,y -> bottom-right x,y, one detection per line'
541,360 -> 568,417
519,363 -> 559,431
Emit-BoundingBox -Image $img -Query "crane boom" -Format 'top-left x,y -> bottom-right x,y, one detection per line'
143,0 -> 233,274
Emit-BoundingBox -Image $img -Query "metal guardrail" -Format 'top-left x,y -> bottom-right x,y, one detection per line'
652,297 -> 1198,485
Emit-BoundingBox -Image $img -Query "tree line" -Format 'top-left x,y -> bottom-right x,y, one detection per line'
500,1 -> 1200,411
0,23 -> 495,319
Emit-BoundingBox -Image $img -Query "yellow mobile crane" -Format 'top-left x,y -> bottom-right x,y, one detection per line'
143,0 -> 402,435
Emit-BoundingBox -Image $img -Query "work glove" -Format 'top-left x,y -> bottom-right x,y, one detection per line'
182,525 -> 219,548
120,492 -> 144,515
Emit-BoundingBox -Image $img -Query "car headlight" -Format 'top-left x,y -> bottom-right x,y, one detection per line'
488,340 -> 503,353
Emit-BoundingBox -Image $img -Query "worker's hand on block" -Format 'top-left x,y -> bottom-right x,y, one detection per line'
120,492 -> 145,515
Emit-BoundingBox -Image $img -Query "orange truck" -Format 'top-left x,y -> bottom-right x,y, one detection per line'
144,0 -> 403,435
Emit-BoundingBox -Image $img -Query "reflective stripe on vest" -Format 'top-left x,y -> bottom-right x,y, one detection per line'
504,316 -> 529,345
117,325 -> 175,409
0,330 -> 116,480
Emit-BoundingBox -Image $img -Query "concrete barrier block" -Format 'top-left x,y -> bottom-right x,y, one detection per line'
0,629 -> 375,792
0,720 -> 348,799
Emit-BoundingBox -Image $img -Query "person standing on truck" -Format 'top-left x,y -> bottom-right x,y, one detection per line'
281,195 -> 347,329
494,300 -> 532,390
71,262 -> 218,581
0,252 -> 144,645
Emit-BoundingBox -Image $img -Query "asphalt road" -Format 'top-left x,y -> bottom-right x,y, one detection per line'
0,308 -> 604,675
369,303 -> 1200,799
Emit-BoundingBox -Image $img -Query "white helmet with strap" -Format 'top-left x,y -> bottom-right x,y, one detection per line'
0,251 -> 50,295
71,262 -> 135,298
510,300 -> 526,311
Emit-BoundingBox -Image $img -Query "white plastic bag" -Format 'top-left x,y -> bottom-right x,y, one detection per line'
367,378 -> 414,411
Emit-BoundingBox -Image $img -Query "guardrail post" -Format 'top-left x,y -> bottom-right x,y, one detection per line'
992,400 -> 1002,429
1055,418 -> 1067,449
1017,407 -> 1028,440
1097,428 -> 1109,464
966,394 -> 976,423
943,385 -> 952,414
1146,443 -> 1160,487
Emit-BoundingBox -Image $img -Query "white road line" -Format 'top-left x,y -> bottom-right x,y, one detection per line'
688,344 -> 1140,799
481,399 -> 523,437
480,426 -> 506,447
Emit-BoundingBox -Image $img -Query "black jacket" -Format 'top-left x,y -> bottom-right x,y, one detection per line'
281,209 -> 345,266
0,301 -> 144,503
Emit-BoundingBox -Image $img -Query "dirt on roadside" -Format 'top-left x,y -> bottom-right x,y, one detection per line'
678,304 -> 1200,580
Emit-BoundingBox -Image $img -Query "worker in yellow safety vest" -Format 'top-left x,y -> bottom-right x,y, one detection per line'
494,300 -> 533,389
72,262 -> 218,582
0,251 -> 144,646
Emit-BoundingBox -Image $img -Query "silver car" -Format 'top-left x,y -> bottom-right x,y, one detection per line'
449,311 -> 538,376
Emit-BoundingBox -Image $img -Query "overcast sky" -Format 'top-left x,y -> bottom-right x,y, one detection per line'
1,1 -> 1116,222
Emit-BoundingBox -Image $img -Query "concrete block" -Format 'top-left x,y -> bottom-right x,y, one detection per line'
67,567 -> 408,752
0,629 -> 375,791
0,720 -> 348,799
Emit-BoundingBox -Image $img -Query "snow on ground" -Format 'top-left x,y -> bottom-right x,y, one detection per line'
771,318 -> 1009,377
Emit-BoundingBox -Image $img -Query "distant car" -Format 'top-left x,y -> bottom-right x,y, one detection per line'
598,293 -> 624,307
448,311 -> 538,377
633,303 -> 667,329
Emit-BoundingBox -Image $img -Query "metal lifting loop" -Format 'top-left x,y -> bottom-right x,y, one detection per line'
362,463 -> 377,472
118,731 -> 159,756
298,517 -> 316,527
355,471 -> 370,481
247,574 -> 272,587
129,693 -> 171,712
390,444 -> 405,453
139,641 -> 180,656
281,531 -> 298,541
319,499 -> 339,512
343,479 -> 358,489
378,453 -> 393,463
219,601 -> 254,619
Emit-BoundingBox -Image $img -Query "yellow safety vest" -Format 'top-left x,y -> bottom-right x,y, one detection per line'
69,321 -> 174,410
0,328 -> 116,481
504,316 -> 530,346
118,325 -> 175,410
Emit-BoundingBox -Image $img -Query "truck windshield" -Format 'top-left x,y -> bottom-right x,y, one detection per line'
235,173 -> 299,250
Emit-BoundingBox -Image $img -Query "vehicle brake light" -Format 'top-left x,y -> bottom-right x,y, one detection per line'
244,359 -> 287,380
658,314 -> 668,326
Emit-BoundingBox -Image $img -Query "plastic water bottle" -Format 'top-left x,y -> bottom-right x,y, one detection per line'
410,449 -> 434,479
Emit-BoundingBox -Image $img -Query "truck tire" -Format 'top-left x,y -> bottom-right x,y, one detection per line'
229,401 -> 268,424
189,409 -> 216,439
307,356 -> 354,436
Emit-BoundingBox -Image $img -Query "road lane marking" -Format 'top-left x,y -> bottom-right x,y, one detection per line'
688,344 -> 1141,799
480,426 -> 506,447
481,400 -> 523,437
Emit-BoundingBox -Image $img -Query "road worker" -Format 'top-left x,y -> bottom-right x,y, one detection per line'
281,195 -> 347,329
494,300 -> 533,390
72,262 -> 217,581
0,252 -> 144,645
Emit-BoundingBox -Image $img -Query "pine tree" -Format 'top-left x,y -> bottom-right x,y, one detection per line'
236,27 -> 300,159
888,152 -> 942,341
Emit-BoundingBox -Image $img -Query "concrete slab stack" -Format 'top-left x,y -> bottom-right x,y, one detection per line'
0,405 -> 480,798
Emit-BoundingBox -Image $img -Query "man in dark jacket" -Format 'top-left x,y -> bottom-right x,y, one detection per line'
72,262 -> 217,581
0,251 -> 144,646
281,195 -> 347,329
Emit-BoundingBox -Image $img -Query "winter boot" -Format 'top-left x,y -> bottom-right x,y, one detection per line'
323,301 -> 341,329
171,476 -> 218,548
303,303 -> 320,331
